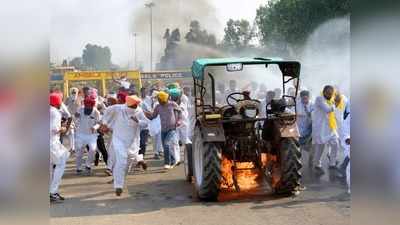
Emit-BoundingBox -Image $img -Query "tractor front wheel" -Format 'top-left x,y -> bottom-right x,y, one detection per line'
192,127 -> 222,201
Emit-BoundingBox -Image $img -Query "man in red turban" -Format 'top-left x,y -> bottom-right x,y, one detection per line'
74,96 -> 101,175
49,93 -> 70,202
50,92 -> 63,108
117,91 -> 128,104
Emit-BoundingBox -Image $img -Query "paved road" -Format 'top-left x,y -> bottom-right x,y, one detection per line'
50,148 -> 350,225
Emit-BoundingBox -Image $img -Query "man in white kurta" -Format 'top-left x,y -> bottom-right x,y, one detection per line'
311,86 -> 339,174
297,90 -> 314,164
74,97 -> 101,174
101,95 -> 148,196
64,87 -> 80,152
178,92 -> 192,145
50,93 -> 70,202
146,89 -> 163,159
101,96 -> 119,175
183,87 -> 195,140
339,102 -> 350,193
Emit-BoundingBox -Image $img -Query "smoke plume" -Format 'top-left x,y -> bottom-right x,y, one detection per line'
130,0 -> 222,71
299,16 -> 350,97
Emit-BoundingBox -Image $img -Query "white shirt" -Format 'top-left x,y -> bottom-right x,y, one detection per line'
50,106 -> 62,143
59,102 -> 71,118
259,98 -> 273,118
75,107 -> 101,136
311,96 -> 338,144
50,106 -> 69,164
340,114 -> 350,156
334,95 -> 348,136
297,101 -> 313,137
102,105 -> 147,151
65,95 -> 80,115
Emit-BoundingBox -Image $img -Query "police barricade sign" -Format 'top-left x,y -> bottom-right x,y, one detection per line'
141,71 -> 192,89
141,71 -> 191,80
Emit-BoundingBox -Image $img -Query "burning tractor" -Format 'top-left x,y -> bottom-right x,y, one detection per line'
184,58 -> 302,201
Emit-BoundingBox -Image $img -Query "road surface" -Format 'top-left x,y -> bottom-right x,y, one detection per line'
50,147 -> 350,225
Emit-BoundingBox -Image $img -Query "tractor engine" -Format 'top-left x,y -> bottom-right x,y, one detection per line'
222,100 -> 261,162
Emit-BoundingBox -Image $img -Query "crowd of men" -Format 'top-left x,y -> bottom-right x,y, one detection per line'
49,79 -> 194,202
49,79 -> 350,203
296,86 -> 350,192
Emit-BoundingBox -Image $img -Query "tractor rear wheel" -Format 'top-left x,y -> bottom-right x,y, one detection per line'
275,138 -> 302,195
192,127 -> 222,201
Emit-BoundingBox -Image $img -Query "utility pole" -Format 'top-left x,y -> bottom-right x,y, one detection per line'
145,2 -> 155,71
133,33 -> 138,69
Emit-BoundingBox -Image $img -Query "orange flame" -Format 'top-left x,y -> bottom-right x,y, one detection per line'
220,156 -> 261,191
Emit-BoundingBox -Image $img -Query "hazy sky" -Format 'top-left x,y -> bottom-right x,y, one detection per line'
50,0 -> 267,68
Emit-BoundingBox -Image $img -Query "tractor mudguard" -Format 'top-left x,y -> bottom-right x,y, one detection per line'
198,122 -> 226,143
277,122 -> 300,138
263,119 -> 300,140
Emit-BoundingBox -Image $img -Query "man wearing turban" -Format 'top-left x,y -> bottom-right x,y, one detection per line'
49,93 -> 70,202
312,85 -> 340,175
145,91 -> 182,169
64,87 -> 81,153
74,96 -> 101,175
100,95 -> 148,196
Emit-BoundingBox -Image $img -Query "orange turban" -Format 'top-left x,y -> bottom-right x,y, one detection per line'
125,95 -> 141,107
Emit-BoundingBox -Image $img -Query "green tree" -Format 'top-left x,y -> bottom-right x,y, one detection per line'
222,19 -> 254,51
185,20 -> 216,47
256,0 -> 350,49
170,28 -> 181,42
185,20 -> 201,43
157,20 -> 220,70
158,28 -> 181,70
82,44 -> 112,70
69,57 -> 82,69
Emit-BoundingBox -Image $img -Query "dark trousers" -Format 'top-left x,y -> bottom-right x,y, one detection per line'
95,133 -> 108,165
139,129 -> 149,156
340,156 -> 350,172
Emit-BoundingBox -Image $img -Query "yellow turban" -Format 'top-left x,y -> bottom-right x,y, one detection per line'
158,91 -> 169,104
125,95 -> 141,107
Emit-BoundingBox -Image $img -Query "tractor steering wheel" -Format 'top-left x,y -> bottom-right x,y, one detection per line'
226,92 -> 246,106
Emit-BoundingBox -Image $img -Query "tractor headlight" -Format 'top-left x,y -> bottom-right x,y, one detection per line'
244,109 -> 257,118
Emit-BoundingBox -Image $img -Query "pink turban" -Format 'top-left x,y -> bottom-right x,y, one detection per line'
89,88 -> 98,99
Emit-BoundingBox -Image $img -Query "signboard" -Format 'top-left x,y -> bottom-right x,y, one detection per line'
63,70 -> 141,97
141,71 -> 191,80
64,71 -> 140,80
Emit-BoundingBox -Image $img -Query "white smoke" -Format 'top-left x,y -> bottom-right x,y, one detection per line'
130,0 -> 221,71
299,16 -> 350,97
